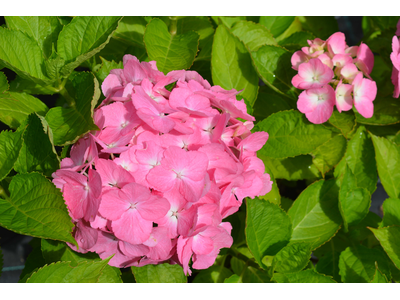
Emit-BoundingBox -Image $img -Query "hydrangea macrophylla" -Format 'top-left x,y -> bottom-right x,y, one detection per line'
52,55 -> 272,275
291,31 -> 377,124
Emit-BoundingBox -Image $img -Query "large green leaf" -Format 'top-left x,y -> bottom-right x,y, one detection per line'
252,85 -> 295,121
246,198 -> 292,268
41,239 -> 122,283
251,44 -> 298,99
254,110 -> 334,159
273,269 -> 336,283
369,226 -> 400,270
382,198 -> 400,227
46,72 -> 100,146
344,126 -> 377,194
57,16 -> 122,77
192,265 -> 233,283
131,263 -> 187,283
212,25 -> 259,106
0,27 -> 51,85
26,257 -> 113,283
0,91 -> 49,129
231,20 -> 277,52
338,245 -> 391,283
176,16 -> 214,61
14,114 -> 59,177
259,16 -> 295,38
0,128 -> 24,182
112,16 -> 148,48
144,18 -> 199,74
259,154 -> 320,181
371,133 -> 400,199
311,134 -> 347,176
315,250 -> 341,283
288,180 -> 342,249
272,241 -> 313,274
0,172 -> 76,245
355,96 -> 400,125
328,110 -> 356,139
338,165 -> 371,231
5,16 -> 63,59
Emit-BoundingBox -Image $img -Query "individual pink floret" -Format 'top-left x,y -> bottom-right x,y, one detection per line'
335,81 -> 353,113
352,72 -> 377,118
297,85 -> 336,124
354,43 -> 374,77
391,36 -> 400,98
292,58 -> 334,90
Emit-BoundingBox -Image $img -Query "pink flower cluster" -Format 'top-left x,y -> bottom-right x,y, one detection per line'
52,55 -> 272,275
391,19 -> 400,98
291,32 -> 377,124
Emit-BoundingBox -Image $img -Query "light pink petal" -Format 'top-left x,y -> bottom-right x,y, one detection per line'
147,165 -> 176,192
291,51 -> 309,70
335,82 -> 354,112
102,74 -> 122,97
355,43 -> 374,75
354,96 -> 374,118
99,189 -> 130,220
137,194 -> 170,220
119,241 -> 150,257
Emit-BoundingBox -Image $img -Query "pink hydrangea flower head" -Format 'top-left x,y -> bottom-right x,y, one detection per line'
53,54 -> 273,274
292,58 -> 334,90
297,85 -> 335,124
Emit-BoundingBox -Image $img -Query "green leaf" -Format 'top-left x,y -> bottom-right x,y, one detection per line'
0,172 -> 76,245
14,114 -> 59,177
176,16 -> 214,61
0,91 -> 49,129
44,50 -> 65,81
112,16 -> 148,48
297,16 -> 339,40
26,257 -> 112,283
0,27 -> 51,85
328,110 -> 356,139
131,263 -> 187,283
288,179 -> 342,249
144,18 -> 199,74
369,226 -> 400,270
339,165 -> 371,231
5,16 -> 63,59
41,239 -> 122,283
0,71 -> 9,93
212,16 -> 246,29
9,75 -> 56,95
257,163 -> 280,205
224,274 -> 241,283
57,16 -> 122,77
246,198 -> 292,268
251,45 -> 298,99
260,154 -> 320,181
231,20 -> 277,52
273,269 -> 336,283
272,241 -> 313,274
46,72 -> 100,146
0,128 -> 24,182
371,263 -> 389,283
211,25 -> 259,106
371,133 -> 400,199
254,110 -> 334,159
193,265 -> 233,283
315,250 -> 342,283
344,126 -> 377,194
311,134 -> 347,176
339,245 -> 391,283
382,198 -> 400,227
229,256 -> 271,282
259,17 -> 295,39
355,96 -> 400,125
278,31 -> 315,51
252,85 -> 295,121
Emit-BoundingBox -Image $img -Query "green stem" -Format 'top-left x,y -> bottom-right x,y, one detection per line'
228,247 -> 260,269
169,17 -> 178,36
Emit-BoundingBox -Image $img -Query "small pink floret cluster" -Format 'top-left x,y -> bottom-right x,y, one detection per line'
391,19 -> 400,98
291,32 -> 377,124
52,55 -> 272,275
